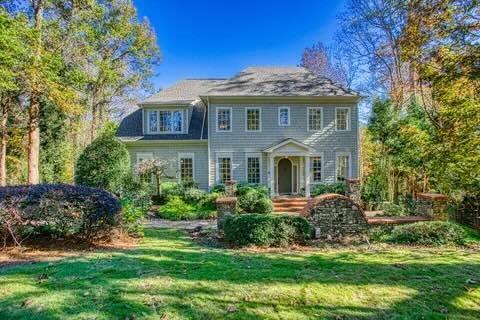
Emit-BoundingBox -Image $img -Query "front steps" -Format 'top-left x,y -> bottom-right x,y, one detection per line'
272,197 -> 308,213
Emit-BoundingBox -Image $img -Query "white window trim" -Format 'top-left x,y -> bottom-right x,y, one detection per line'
245,107 -> 262,132
216,107 -> 232,132
136,152 -> 153,164
278,106 -> 290,126
310,153 -> 324,183
335,107 -> 351,131
307,107 -> 323,132
147,109 -> 185,134
215,153 -> 233,184
178,152 -> 195,182
245,153 -> 262,184
335,152 -> 352,182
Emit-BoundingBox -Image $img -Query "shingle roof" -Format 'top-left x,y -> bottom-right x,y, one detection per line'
204,67 -> 357,97
117,101 -> 208,141
141,79 -> 225,105
117,67 -> 358,141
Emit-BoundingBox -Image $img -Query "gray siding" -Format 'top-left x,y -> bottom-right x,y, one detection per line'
126,142 -> 209,190
208,103 -> 359,186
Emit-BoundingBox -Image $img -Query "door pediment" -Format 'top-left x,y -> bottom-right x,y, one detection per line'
263,138 -> 314,154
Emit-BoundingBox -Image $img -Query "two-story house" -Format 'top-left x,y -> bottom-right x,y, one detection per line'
117,67 -> 360,197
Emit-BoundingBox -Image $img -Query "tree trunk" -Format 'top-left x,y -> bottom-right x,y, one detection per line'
27,0 -> 44,185
28,97 -> 40,184
0,103 -> 7,186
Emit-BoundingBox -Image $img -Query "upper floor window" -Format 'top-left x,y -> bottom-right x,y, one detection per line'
336,107 -> 350,131
216,107 -> 231,132
311,156 -> 322,182
179,153 -> 194,182
336,154 -> 350,182
148,109 -> 183,134
308,107 -> 323,131
278,107 -> 290,126
246,108 -> 261,131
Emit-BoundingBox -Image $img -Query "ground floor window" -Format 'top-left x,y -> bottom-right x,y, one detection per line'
247,156 -> 261,184
179,154 -> 194,182
336,154 -> 350,182
218,157 -> 232,183
311,156 -> 322,182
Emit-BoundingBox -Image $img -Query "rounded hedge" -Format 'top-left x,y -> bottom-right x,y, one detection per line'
223,214 -> 313,247
75,134 -> 130,192
389,221 -> 466,245
0,184 -> 121,242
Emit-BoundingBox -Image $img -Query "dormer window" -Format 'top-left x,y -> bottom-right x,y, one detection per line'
147,109 -> 184,134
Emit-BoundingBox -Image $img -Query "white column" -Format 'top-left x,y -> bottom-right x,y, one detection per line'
305,156 -> 311,197
269,155 -> 275,197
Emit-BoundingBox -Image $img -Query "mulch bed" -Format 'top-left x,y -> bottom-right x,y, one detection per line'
0,231 -> 137,270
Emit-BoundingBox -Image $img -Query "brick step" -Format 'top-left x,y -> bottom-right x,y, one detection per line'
273,207 -> 304,213
273,202 -> 308,207
272,197 -> 308,203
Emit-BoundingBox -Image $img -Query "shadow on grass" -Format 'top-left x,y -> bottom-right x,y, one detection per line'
0,228 -> 479,319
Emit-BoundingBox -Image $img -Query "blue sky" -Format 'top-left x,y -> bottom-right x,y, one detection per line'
133,0 -> 346,90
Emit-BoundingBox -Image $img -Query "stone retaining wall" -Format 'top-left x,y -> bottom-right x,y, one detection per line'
415,193 -> 449,221
301,193 -> 368,239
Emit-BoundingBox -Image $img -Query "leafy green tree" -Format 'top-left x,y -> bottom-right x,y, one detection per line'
75,133 -> 130,192
0,9 -> 30,186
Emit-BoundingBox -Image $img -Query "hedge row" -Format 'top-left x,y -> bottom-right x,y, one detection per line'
223,214 -> 313,247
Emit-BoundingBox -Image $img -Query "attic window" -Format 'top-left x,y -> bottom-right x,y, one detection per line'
148,109 -> 183,134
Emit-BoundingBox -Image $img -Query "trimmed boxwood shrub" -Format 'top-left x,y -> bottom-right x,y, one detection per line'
311,183 -> 346,197
236,184 -> 273,214
0,184 -> 121,244
223,214 -> 312,247
389,221 -> 466,245
75,134 -> 130,192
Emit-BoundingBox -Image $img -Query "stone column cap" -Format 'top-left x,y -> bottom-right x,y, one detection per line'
216,197 -> 237,204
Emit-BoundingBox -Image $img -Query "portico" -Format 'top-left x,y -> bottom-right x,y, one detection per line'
264,138 -> 316,197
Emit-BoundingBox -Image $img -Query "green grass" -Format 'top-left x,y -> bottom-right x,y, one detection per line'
1,229 -> 479,319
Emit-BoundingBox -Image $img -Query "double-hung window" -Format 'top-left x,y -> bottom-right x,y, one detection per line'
136,153 -> 153,183
336,154 -> 350,182
308,107 -> 323,131
179,153 -> 194,182
218,157 -> 232,183
246,155 -> 261,184
278,107 -> 290,126
335,107 -> 350,131
311,156 -> 322,182
148,109 -> 183,133
217,107 -> 232,131
246,108 -> 261,131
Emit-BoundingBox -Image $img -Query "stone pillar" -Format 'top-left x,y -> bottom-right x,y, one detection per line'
415,193 -> 449,221
346,179 -> 362,207
216,197 -> 237,231
304,156 -> 311,197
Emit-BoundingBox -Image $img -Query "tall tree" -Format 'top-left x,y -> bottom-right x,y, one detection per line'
300,41 -> 358,88
336,0 -> 413,106
0,9 -> 29,186
84,0 -> 160,140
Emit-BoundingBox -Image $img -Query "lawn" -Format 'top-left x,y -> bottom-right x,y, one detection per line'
0,229 -> 479,319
